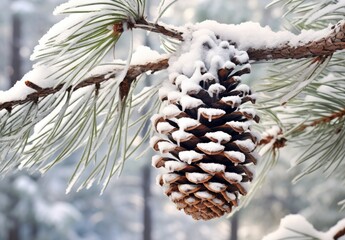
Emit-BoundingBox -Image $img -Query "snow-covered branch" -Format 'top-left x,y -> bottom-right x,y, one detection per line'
2,20 -> 345,111
0,58 -> 169,111
133,19 -> 345,60
263,215 -> 345,240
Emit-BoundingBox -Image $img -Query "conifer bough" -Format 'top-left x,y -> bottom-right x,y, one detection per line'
1,19 -> 345,111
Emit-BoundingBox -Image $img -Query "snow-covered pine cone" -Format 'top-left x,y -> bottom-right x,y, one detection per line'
150,28 -> 260,220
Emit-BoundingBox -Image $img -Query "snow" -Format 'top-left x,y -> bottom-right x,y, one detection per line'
149,136 -> 162,149
224,172 -> 243,182
151,155 -> 162,168
198,108 -> 226,122
162,104 -> 182,118
194,191 -> 214,200
262,126 -> 282,138
233,52 -> 249,64
162,173 -> 180,184
168,26 -> 250,81
221,96 -> 242,108
205,131 -> 231,143
180,81 -> 202,95
224,151 -> 246,163
185,197 -> 197,204
150,113 -> 163,126
167,91 -> 184,103
164,161 -> 187,171
131,46 -> 166,65
199,163 -> 226,173
208,55 -> 225,77
0,66 -> 58,104
179,150 -> 204,164
206,182 -> 226,192
157,141 -> 177,154
186,172 -> 211,183
179,95 -> 204,110
195,20 -> 333,50
259,126 -> 283,156
170,192 -> 185,201
208,83 -> 226,97
179,184 -> 199,193
172,130 -> 192,145
159,84 -> 176,100
223,61 -> 236,70
212,198 -> 224,205
225,192 -> 236,201
226,121 -> 251,132
157,122 -> 175,134
201,72 -> 216,82
175,74 -> 190,86
263,210 -> 345,239
262,215 -> 328,240
235,84 -> 251,95
234,139 -> 256,152
197,142 -> 225,154
177,117 -> 200,130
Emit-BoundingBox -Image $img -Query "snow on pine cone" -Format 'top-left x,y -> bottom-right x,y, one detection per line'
150,28 -> 260,220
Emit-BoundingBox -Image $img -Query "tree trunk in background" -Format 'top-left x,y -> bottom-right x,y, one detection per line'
142,165 -> 152,240
8,219 -> 19,240
142,1 -> 153,239
8,10 -> 22,240
230,213 -> 239,240
10,13 -> 21,87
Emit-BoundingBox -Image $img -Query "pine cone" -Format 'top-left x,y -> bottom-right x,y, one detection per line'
151,29 -> 259,220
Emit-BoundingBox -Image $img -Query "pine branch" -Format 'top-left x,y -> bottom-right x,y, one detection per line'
2,20 -> 345,111
131,18 -> 184,41
298,108 -> 345,132
0,58 -> 169,111
248,21 -> 345,60
258,107 -> 345,151
132,19 -> 345,60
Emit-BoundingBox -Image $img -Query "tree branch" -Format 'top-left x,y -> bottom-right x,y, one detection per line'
132,19 -> 345,60
131,18 -> 184,41
298,108 -> 345,132
0,58 -> 169,111
258,107 -> 345,150
248,21 -> 345,60
2,20 -> 345,111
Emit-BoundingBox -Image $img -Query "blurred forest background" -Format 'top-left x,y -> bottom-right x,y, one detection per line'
0,0 -> 344,239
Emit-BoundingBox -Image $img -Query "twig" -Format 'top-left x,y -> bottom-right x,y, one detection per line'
298,108 -> 345,132
131,18 -> 183,41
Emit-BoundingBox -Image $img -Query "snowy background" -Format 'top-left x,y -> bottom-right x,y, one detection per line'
0,0 -> 344,239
